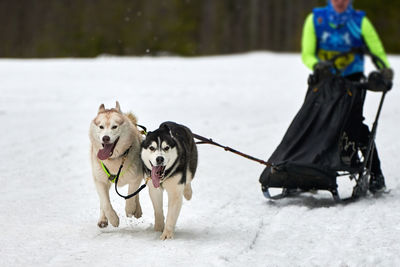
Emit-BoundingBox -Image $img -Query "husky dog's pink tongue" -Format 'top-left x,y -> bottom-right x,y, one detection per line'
97,142 -> 117,160
151,165 -> 165,188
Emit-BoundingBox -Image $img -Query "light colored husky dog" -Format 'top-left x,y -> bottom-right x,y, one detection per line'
89,101 -> 144,228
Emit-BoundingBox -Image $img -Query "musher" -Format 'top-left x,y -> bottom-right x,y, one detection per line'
301,0 -> 394,193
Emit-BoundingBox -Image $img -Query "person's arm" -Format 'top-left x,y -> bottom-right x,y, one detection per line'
362,17 -> 390,68
301,13 -> 318,70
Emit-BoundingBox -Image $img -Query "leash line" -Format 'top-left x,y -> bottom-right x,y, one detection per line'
113,162 -> 151,199
114,172 -> 151,200
113,154 -> 151,200
192,133 -> 273,167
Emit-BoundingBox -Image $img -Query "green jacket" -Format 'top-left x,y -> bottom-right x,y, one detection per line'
301,13 -> 390,70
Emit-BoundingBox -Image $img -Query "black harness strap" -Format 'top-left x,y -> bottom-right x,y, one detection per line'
113,164 -> 149,200
136,124 -> 148,135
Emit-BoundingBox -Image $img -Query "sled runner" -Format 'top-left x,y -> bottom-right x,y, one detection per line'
259,49 -> 392,202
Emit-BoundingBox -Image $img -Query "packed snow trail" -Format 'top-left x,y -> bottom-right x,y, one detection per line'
0,53 -> 399,266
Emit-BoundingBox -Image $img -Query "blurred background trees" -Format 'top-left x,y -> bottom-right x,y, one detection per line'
0,0 -> 398,57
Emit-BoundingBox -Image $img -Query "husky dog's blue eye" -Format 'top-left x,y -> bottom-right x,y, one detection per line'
99,125 -> 104,129
112,125 -> 117,130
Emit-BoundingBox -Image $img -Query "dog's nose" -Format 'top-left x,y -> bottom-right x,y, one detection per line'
156,156 -> 164,165
102,135 -> 110,143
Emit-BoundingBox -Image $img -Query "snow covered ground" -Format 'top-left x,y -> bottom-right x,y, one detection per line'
1,52 -> 400,266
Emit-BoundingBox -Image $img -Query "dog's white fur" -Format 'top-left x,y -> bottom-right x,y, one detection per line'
89,101 -> 144,228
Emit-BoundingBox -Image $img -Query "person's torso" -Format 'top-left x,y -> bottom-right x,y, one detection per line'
313,7 -> 366,76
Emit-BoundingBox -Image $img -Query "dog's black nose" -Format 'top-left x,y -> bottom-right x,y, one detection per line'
156,156 -> 164,165
102,135 -> 110,143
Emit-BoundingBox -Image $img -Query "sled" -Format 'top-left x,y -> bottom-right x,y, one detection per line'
259,49 -> 392,202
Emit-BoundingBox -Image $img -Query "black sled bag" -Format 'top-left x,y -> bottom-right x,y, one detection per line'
259,76 -> 362,191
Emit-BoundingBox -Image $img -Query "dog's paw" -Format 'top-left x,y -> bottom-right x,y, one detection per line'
125,203 -> 134,217
97,220 -> 108,228
108,211 -> 120,227
160,230 -> 174,240
133,204 -> 143,219
126,198 -> 143,219
126,205 -> 143,219
184,185 -> 192,200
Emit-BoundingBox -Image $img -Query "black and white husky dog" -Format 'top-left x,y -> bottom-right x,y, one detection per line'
141,121 -> 198,240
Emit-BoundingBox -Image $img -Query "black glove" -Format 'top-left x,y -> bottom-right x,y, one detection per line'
310,61 -> 334,84
314,61 -> 334,75
368,71 -> 392,92
380,67 -> 394,81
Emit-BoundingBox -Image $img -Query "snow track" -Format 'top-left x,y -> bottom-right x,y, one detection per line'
1,53 -> 399,266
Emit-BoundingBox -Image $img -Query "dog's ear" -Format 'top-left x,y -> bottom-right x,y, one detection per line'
115,101 -> 121,113
98,104 -> 106,113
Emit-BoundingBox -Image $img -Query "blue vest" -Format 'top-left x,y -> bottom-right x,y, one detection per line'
313,7 -> 366,76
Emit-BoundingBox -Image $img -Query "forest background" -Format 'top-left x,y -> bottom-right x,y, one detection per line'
1,0 -> 399,58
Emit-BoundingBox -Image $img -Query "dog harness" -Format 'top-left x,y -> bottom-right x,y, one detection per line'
100,161 -> 123,183
100,146 -> 132,183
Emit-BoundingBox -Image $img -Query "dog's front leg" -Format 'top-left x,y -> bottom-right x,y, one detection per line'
161,177 -> 184,240
97,209 -> 108,228
95,181 -> 119,227
148,183 -> 164,232
125,179 -> 143,219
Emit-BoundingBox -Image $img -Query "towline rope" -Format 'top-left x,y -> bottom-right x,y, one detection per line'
192,133 -> 273,167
